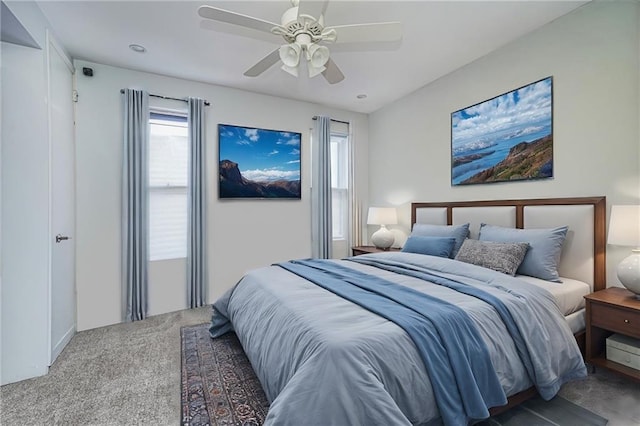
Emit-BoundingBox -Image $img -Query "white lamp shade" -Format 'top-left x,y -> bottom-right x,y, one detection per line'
608,205 -> 640,247
279,43 -> 301,67
278,40 -> 329,80
367,207 -> 398,226
308,44 -> 330,68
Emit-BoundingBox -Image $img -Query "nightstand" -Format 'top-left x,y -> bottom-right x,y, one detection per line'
351,246 -> 401,256
585,287 -> 640,382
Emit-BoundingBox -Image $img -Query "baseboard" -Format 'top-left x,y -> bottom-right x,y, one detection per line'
50,325 -> 75,365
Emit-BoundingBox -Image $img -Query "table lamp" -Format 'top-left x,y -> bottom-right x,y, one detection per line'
608,205 -> 640,298
367,207 -> 397,250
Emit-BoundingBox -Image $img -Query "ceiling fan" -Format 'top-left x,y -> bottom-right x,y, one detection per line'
198,0 -> 402,84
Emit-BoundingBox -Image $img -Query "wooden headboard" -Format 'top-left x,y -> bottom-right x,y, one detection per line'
411,196 -> 606,291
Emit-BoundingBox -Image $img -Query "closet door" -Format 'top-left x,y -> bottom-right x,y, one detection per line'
48,32 -> 76,364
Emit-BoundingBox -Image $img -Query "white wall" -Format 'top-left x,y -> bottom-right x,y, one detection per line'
369,1 -> 640,286
74,61 -> 369,330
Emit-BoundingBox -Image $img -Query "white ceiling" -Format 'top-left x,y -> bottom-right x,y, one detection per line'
37,0 -> 587,114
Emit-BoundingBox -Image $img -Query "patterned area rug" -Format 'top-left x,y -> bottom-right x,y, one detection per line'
181,324 -> 269,426
181,323 -> 607,426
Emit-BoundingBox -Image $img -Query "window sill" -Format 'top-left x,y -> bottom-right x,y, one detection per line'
150,257 -> 186,263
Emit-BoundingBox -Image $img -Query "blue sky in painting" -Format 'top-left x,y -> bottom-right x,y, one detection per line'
451,77 -> 552,155
218,124 -> 301,182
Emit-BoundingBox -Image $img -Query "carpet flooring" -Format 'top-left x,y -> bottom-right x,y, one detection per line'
1,307 -> 211,425
181,324 -> 609,426
2,306 -> 639,426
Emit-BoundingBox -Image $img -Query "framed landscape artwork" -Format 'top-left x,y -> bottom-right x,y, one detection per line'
451,77 -> 553,186
218,123 -> 301,199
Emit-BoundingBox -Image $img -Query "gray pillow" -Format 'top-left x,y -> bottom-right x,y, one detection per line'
455,239 -> 530,276
478,223 -> 568,282
411,223 -> 470,258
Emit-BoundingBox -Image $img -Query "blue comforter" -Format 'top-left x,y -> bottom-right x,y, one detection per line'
278,259 -> 506,425
210,252 -> 586,425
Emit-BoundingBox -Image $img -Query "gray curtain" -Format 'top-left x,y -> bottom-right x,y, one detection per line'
311,116 -> 333,259
122,88 -> 149,322
347,120 -> 361,248
187,98 -> 207,308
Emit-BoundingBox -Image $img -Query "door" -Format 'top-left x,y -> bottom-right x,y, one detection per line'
48,32 -> 76,364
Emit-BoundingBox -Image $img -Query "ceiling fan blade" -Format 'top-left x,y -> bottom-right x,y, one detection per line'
297,0 -> 329,19
198,5 -> 279,34
322,58 -> 344,84
244,49 -> 281,77
329,22 -> 402,44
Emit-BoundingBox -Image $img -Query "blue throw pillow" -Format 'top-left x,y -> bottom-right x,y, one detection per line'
401,236 -> 457,258
410,223 -> 470,258
478,223 -> 568,282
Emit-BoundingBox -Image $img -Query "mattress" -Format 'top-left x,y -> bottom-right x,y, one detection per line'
564,309 -> 586,335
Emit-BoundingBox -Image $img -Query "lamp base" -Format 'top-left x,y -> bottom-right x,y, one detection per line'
371,225 -> 394,250
617,250 -> 640,298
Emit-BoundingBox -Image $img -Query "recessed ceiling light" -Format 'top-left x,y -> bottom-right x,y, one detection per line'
356,94 -> 367,99
129,44 -> 146,53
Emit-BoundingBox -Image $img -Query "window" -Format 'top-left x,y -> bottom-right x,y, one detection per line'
148,112 -> 188,261
331,132 -> 349,240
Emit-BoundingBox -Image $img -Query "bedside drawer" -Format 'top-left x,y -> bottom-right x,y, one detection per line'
591,303 -> 640,339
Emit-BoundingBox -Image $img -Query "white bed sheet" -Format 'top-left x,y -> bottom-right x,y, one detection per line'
564,309 -> 586,334
515,275 -> 590,316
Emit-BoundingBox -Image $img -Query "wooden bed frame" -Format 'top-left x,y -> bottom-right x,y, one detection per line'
410,196 -> 607,415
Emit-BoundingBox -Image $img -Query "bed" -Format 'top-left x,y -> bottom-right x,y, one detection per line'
411,196 -> 606,354
210,196 -> 606,426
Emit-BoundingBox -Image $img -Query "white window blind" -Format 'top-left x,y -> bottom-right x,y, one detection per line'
331,133 -> 349,240
148,112 -> 188,261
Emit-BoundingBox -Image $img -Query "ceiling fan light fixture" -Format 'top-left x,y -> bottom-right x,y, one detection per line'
197,1 -> 403,84
308,44 -> 330,68
279,43 -> 301,67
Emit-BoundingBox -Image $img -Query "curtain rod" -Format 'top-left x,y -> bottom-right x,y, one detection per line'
120,89 -> 210,106
312,116 -> 349,125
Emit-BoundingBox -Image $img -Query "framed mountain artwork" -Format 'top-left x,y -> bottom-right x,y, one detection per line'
451,77 -> 553,186
218,123 -> 301,199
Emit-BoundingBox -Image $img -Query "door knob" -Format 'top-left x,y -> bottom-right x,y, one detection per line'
55,234 -> 71,243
